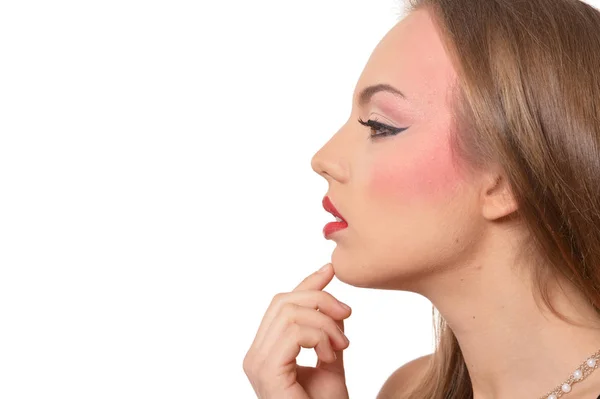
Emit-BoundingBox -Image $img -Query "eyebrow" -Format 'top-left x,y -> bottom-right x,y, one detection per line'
358,83 -> 408,106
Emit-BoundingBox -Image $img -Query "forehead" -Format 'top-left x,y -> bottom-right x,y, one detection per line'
355,9 -> 457,114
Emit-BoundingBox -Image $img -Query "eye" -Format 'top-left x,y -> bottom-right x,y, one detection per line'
358,118 -> 408,139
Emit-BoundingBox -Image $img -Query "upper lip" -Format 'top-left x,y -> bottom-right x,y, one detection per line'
322,196 -> 346,222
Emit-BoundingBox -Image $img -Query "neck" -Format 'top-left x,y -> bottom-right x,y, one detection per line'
416,229 -> 600,399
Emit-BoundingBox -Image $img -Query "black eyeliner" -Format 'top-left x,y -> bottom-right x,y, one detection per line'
357,118 -> 408,138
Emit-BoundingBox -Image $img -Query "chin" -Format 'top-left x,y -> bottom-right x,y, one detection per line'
330,250 -> 389,289
330,249 -> 428,291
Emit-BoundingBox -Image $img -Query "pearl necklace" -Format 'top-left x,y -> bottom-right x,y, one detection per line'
537,349 -> 600,399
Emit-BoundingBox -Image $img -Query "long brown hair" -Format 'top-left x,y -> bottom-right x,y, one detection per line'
394,0 -> 600,397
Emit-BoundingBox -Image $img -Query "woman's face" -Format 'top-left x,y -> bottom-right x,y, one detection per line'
311,9 -> 483,290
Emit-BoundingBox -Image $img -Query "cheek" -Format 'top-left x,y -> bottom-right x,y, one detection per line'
368,139 -> 461,203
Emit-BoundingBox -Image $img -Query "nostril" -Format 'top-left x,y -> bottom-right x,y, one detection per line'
312,163 -> 327,177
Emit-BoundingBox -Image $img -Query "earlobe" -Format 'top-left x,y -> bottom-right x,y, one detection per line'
481,174 -> 519,221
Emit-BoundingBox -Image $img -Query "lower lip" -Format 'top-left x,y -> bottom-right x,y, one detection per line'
323,221 -> 348,238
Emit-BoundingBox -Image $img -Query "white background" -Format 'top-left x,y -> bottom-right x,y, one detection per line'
2,0 -> 597,398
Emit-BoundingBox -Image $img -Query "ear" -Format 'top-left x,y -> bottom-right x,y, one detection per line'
480,173 -> 518,221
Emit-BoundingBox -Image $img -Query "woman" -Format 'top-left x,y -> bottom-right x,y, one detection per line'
243,0 -> 600,398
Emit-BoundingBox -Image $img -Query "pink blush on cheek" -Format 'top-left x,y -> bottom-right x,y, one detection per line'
368,140 -> 462,203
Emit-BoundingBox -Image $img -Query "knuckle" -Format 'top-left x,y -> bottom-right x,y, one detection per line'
271,292 -> 286,305
284,322 -> 301,338
320,289 -> 335,300
321,289 -> 337,300
280,302 -> 299,316
242,353 -> 253,374
274,303 -> 299,330
278,302 -> 300,324
318,290 -> 337,306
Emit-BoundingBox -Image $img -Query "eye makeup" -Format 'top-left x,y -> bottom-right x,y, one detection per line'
358,117 -> 409,140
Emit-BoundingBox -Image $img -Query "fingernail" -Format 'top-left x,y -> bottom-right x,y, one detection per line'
317,263 -> 330,273
338,300 -> 351,311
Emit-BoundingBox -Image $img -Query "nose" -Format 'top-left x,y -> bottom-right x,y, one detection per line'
310,130 -> 348,184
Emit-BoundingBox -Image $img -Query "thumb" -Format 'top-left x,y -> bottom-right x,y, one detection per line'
316,318 -> 347,377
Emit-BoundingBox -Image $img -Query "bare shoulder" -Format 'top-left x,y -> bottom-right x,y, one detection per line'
376,354 -> 433,399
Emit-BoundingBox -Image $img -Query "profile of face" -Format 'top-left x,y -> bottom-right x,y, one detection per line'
311,9 -> 487,291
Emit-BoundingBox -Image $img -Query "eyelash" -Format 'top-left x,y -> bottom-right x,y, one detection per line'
357,118 -> 408,139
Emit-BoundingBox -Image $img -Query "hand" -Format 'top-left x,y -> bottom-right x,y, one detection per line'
243,263 -> 352,399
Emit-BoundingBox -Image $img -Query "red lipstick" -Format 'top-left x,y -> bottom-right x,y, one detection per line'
322,196 -> 348,238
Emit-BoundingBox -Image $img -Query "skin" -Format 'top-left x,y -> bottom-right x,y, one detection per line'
309,8 -> 600,399
244,8 -> 600,399
310,10 -> 478,292
244,264 -> 351,398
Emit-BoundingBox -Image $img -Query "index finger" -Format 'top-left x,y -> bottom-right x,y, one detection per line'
292,263 -> 335,292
